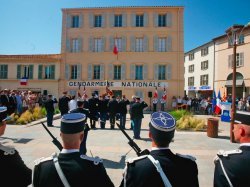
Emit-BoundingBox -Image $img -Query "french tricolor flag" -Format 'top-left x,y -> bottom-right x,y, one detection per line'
20,78 -> 28,86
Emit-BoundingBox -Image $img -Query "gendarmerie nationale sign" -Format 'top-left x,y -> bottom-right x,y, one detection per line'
68,81 -> 168,88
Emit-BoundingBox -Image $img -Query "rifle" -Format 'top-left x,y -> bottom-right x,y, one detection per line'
41,122 -> 63,151
116,122 -> 150,156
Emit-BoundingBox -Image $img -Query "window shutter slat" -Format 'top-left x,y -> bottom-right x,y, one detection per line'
29,65 -> 33,79
122,36 -> 126,52
66,14 -> 71,28
102,13 -> 105,27
77,64 -> 82,80
108,64 -> 113,80
130,36 -> 135,52
17,65 -> 21,79
79,14 -> 83,28
167,13 -> 172,27
130,64 -> 135,79
131,14 -> 135,27
65,64 -> 70,80
240,53 -> 244,66
51,65 -> 55,79
167,36 -> 172,52
78,37 -> 82,52
154,64 -> 158,80
102,37 -> 106,52
100,64 -> 104,80
144,13 -> 148,27
110,36 -> 114,51
121,64 -> 126,80
154,13 -> 158,27
154,35 -> 158,52
89,37 -> 93,52
143,36 -> 148,52
89,13 -> 93,28
167,64 -> 172,80
88,64 -> 92,80
38,65 -> 43,79
143,64 -> 148,79
66,39 -> 70,52
110,13 -> 114,27
122,13 -> 127,27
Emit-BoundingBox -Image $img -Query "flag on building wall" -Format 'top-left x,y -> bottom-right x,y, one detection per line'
20,78 -> 28,86
214,90 -> 222,114
212,91 -> 217,113
161,87 -> 167,101
153,87 -> 158,98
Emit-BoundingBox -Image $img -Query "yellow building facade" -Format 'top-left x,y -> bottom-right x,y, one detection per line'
60,6 -> 184,109
0,54 -> 61,97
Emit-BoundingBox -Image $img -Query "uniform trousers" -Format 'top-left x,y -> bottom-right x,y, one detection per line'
132,118 -> 142,139
46,112 -> 54,126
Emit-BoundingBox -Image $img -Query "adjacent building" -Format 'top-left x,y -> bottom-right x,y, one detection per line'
184,42 -> 215,98
60,6 -> 184,108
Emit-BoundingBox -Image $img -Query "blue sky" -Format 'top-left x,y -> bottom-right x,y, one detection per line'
0,0 -> 249,54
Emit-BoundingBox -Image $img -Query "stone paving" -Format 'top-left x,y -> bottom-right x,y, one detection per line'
1,114 -> 239,187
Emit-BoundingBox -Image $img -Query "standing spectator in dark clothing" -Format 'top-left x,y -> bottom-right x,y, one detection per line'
70,99 -> 90,155
98,95 -> 109,129
130,97 -> 148,139
58,91 -> 70,116
129,95 -> 136,130
44,94 -> 57,127
108,95 -> 118,129
9,91 -> 17,114
88,93 -> 99,129
0,106 -> 32,187
0,89 -> 10,114
118,95 -> 130,129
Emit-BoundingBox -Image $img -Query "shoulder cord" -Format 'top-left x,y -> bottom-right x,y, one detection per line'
218,158 -> 233,187
52,153 -> 71,187
147,155 -> 172,187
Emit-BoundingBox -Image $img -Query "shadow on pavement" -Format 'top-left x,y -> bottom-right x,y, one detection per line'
217,135 -> 230,140
102,155 -> 126,169
0,137 -> 33,144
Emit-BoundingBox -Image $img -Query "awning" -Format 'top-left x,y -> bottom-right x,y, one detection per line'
225,79 -> 244,86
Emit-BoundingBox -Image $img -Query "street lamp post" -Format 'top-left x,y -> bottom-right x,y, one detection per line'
225,24 -> 246,142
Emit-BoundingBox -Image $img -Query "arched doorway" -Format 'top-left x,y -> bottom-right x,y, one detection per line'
225,72 -> 244,99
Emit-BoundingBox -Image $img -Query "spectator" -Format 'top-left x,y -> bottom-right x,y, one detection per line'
69,95 -> 77,111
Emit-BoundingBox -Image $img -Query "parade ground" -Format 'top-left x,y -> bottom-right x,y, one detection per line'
1,114 -> 238,187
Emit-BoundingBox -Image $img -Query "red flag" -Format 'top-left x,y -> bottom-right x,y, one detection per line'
20,78 -> 27,86
106,84 -> 113,96
82,86 -> 87,98
153,87 -> 158,98
113,44 -> 118,55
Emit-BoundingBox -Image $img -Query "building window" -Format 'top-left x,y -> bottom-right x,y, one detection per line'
72,39 -> 80,52
115,38 -> 122,52
72,15 -> 79,28
0,65 -> 8,79
45,66 -> 54,79
114,14 -> 122,27
70,65 -> 78,79
201,47 -> 208,56
158,65 -> 166,80
158,37 -> 166,52
188,65 -> 194,73
136,15 -> 144,27
135,65 -> 143,80
200,74 -> 208,86
17,65 -> 33,79
188,77 -> 194,86
114,65 -> 121,80
189,53 -> 194,60
228,53 -> 244,68
93,65 -> 101,79
238,34 -> 244,44
94,15 -> 102,27
94,38 -> 102,52
201,60 -> 209,70
135,38 -> 143,52
158,14 -> 166,27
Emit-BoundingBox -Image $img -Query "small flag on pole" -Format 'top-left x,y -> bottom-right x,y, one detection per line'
113,38 -> 118,60
20,78 -> 28,86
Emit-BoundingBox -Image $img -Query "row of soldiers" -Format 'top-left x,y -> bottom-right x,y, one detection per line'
1,106 -> 250,187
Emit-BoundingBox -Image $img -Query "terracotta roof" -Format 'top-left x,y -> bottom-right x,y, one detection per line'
0,54 -> 61,59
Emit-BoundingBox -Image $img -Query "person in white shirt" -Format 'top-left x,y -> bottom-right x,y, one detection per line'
69,95 -> 77,111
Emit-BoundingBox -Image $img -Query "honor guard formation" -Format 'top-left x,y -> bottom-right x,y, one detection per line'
1,104 -> 250,186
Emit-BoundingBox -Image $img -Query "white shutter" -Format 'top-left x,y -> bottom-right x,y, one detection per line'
130,64 -> 135,79
66,39 -> 71,52
228,55 -> 232,68
88,64 -> 92,80
122,36 -> 126,52
154,35 -> 158,52
239,53 -> 244,66
166,64 -> 172,80
102,37 -> 106,52
89,37 -> 93,52
66,14 -> 71,28
108,64 -> 113,80
79,14 -> 83,28
154,13 -> 158,27
166,36 -> 172,52
143,36 -> 148,52
167,13 -> 172,27
78,37 -> 82,52
131,13 -> 135,27
100,64 -> 104,80
109,13 -> 114,27
110,36 -> 114,51
144,13 -> 148,27
102,13 -> 105,27
89,13 -> 93,28
130,35 -> 135,52
154,64 -> 158,80
121,64 -> 126,80
122,13 -> 127,27
77,64 -> 82,80
143,64 -> 148,79
65,64 -> 70,80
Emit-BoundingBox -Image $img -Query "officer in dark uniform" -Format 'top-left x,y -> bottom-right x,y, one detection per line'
108,95 -> 119,129
120,111 -> 199,187
88,93 -> 99,129
0,106 -> 32,187
70,99 -> 90,155
44,94 -> 57,127
59,91 -> 70,116
214,111 -> 250,187
33,113 -> 114,187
